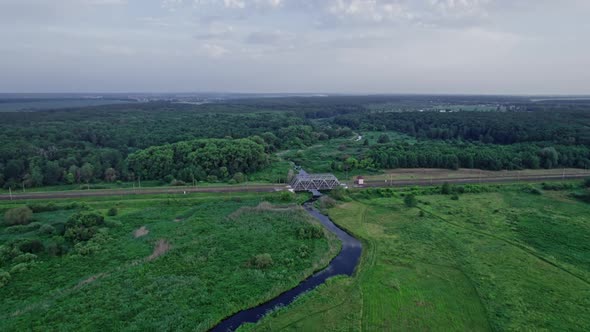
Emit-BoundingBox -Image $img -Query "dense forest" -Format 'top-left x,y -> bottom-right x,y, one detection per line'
127,138 -> 269,183
0,96 -> 589,188
334,109 -> 590,145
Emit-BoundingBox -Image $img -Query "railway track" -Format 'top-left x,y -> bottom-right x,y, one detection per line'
0,174 -> 587,201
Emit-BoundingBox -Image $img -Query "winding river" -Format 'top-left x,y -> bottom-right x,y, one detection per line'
210,200 -> 362,331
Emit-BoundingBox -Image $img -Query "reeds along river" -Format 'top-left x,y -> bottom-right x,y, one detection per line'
210,200 -> 362,332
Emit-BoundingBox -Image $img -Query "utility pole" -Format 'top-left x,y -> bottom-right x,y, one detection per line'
9,187 -> 13,201
138,176 -> 141,189
562,168 -> 566,180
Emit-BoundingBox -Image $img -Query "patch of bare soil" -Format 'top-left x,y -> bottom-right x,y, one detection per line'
148,239 -> 171,261
174,218 -> 183,223
133,226 -> 149,238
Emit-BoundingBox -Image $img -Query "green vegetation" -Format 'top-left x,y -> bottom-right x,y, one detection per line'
0,193 -> 339,331
247,183 -> 590,331
127,138 -> 269,182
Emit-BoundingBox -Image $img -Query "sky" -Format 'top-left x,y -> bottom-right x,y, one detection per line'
0,0 -> 589,94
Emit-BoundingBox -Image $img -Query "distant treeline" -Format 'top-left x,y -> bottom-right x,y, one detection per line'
334,109 -> 590,145
1,98 -> 590,188
364,142 -> 590,171
0,102 -> 351,188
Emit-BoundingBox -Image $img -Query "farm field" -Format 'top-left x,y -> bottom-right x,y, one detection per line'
246,183 -> 590,331
0,192 -> 338,331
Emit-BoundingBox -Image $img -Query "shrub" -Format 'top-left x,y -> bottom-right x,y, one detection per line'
12,253 -> 37,264
0,270 -> 10,288
441,183 -> 452,195
318,196 -> 337,209
47,237 -> 69,256
279,190 -> 295,202
404,194 -> 417,208
4,222 -> 41,234
297,224 -> 324,239
27,203 -> 58,213
10,263 -> 33,274
542,182 -> 575,191
232,172 -> 245,183
329,186 -> 347,201
170,179 -> 186,186
19,239 -> 45,254
39,224 -> 55,235
584,178 -> 590,188
107,207 -> 118,216
523,185 -> 543,195
4,206 -> 33,226
251,253 -> 273,269
451,194 -> 460,201
64,212 -> 105,243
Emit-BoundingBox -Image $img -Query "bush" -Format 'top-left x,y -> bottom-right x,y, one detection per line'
441,183 -> 452,195
0,270 -> 10,288
297,224 -> 324,239
27,203 -> 59,213
47,237 -> 69,256
279,190 -> 295,202
12,253 -> 37,264
19,239 -> 45,254
4,206 -> 33,226
451,194 -> 460,201
4,222 -> 41,234
251,253 -> 273,269
39,224 -> 55,235
329,186 -> 347,201
318,196 -> 337,209
107,207 -> 118,216
64,212 -> 105,242
232,172 -> 245,183
523,185 -> 543,195
170,179 -> 186,186
10,262 -> 33,274
404,194 -> 417,208
584,178 -> 590,188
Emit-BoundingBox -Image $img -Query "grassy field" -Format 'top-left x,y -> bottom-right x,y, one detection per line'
246,183 -> 590,331
0,192 -> 338,331
362,168 -> 590,181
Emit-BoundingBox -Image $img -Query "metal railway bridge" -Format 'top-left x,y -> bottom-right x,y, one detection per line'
289,170 -> 340,193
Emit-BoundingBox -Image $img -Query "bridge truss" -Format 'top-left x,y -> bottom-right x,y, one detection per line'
290,171 -> 340,192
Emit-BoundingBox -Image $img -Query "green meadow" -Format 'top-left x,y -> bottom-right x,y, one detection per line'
246,183 -> 590,331
0,192 -> 338,331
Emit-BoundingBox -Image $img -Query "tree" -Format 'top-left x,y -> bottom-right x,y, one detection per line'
377,134 -> 391,144
30,166 -> 44,187
404,194 -> 417,208
4,206 -> 33,226
363,138 -> 369,146
232,172 -> 245,183
43,161 -> 63,185
104,168 -> 118,182
251,253 -> 273,269
80,163 -> 94,183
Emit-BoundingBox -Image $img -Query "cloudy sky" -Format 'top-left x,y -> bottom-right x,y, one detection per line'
1,0 -> 589,94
